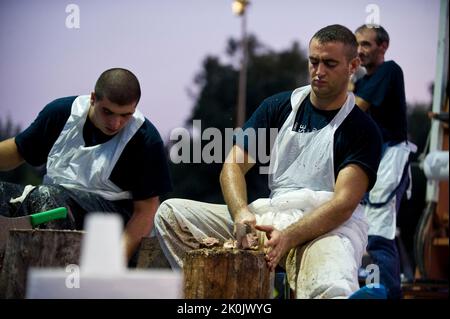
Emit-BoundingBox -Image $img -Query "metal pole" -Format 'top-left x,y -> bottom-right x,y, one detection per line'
426,0 -> 449,202
235,9 -> 248,128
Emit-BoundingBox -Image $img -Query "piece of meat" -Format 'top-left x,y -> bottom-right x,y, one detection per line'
241,232 -> 259,250
235,223 -> 259,250
223,238 -> 237,249
199,236 -> 220,248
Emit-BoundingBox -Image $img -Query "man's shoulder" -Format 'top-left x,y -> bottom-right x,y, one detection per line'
263,90 -> 293,106
45,96 -> 78,111
259,90 -> 293,123
346,104 -> 376,124
338,105 -> 383,163
131,117 -> 164,146
243,90 -> 293,130
344,105 -> 381,135
381,60 -> 403,75
384,60 -> 401,69
38,96 -> 77,122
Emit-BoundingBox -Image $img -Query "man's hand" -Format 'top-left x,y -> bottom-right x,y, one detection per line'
255,224 -> 290,272
234,207 -> 256,228
234,208 -> 256,248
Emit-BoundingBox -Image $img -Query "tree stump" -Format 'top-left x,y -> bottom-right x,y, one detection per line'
183,248 -> 273,299
0,229 -> 84,299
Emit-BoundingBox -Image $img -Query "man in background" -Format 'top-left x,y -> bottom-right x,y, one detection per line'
353,25 -> 416,299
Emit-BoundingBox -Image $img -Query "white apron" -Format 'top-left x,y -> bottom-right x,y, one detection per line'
43,95 -> 145,201
252,85 -> 367,229
364,141 -> 417,239
251,85 -> 368,273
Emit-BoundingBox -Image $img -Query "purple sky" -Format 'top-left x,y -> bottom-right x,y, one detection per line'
0,0 -> 441,140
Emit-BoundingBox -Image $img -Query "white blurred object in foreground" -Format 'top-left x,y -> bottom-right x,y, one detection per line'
423,151 -> 449,181
26,213 -> 182,299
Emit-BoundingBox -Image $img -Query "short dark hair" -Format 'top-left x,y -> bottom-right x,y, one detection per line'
355,24 -> 390,46
94,68 -> 141,106
310,24 -> 358,60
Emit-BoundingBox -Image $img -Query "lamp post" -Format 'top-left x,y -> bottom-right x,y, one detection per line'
232,0 -> 250,128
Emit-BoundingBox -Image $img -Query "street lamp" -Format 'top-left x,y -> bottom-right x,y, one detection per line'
232,0 -> 250,128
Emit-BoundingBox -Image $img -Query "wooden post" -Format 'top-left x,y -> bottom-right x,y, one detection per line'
183,248 -> 273,299
0,229 -> 83,299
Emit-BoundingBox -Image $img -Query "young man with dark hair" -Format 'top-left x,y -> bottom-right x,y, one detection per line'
155,25 -> 383,299
0,68 -> 172,262
353,25 -> 417,299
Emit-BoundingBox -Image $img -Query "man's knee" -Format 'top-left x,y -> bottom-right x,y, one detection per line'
311,281 -> 354,299
28,185 -> 64,205
155,198 -> 183,226
295,236 -> 359,299
22,185 -> 75,229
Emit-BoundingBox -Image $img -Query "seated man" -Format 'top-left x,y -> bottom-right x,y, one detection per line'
155,25 -> 382,298
0,68 -> 172,261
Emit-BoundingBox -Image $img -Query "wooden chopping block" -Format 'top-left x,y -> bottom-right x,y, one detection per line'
0,207 -> 68,269
0,229 -> 83,299
183,247 -> 273,299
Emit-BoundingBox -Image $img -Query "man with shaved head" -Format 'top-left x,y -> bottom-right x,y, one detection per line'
0,68 -> 172,263
155,25 -> 383,299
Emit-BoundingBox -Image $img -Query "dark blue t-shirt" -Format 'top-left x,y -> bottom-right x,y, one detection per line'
354,60 -> 407,145
15,96 -> 172,200
235,91 -> 383,191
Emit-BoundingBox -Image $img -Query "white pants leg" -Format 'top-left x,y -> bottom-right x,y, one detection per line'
285,217 -> 367,299
154,198 -> 234,269
285,235 -> 359,299
155,197 -> 366,299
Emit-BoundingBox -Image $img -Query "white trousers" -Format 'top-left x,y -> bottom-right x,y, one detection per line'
154,194 -> 368,299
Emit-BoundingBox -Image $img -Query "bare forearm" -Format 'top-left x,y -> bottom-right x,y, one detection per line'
284,198 -> 353,250
123,197 -> 160,261
123,213 -> 154,261
283,164 -> 368,250
220,163 -> 249,220
0,138 -> 24,171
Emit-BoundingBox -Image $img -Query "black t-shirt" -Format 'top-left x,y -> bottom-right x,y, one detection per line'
15,96 -> 172,201
354,60 -> 407,145
234,91 -> 383,191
